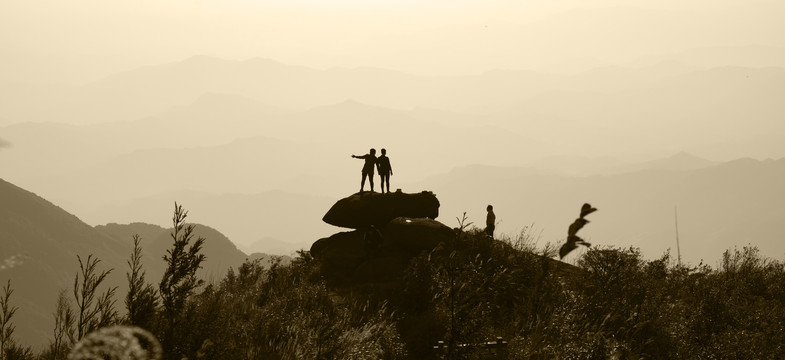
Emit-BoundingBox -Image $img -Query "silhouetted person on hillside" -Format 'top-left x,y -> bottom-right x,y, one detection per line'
376,148 -> 393,193
486,205 -> 496,238
351,148 -> 377,192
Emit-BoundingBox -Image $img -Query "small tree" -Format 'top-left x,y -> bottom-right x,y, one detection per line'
47,290 -> 75,360
125,234 -> 159,329
159,202 -> 206,357
95,286 -> 119,329
0,280 -> 18,360
73,255 -> 117,340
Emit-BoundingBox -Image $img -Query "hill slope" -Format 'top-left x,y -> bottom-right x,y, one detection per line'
0,178 -> 261,348
0,178 -> 129,347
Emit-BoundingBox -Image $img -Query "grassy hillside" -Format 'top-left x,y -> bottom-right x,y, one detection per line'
0,178 -> 279,349
7,225 -> 785,358
0,177 -> 129,346
3,176 -> 785,358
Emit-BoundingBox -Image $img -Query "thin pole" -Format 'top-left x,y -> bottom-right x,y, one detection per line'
675,206 -> 682,266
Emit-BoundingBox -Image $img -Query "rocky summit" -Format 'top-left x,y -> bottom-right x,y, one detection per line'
313,191 -> 452,282
321,190 -> 440,229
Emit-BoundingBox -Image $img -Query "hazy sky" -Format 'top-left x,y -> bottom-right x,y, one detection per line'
3,0 -> 785,82
0,137 -> 11,149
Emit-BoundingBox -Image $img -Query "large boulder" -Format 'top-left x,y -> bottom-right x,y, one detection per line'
383,217 -> 455,255
322,191 -> 439,229
311,217 -> 455,281
310,230 -> 372,271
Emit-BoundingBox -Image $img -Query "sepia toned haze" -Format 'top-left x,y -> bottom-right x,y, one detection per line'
3,0 -> 785,81
2,0 -> 785,265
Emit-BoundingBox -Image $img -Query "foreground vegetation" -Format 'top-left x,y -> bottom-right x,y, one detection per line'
2,209 -> 784,359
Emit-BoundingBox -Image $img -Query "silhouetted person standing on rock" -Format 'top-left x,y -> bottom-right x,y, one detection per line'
486,205 -> 496,238
352,148 -> 377,192
376,148 -> 393,193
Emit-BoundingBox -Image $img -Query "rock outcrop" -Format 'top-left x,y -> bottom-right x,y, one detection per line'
322,190 -> 439,228
383,217 -> 454,255
310,230 -> 370,271
312,191 -> 452,281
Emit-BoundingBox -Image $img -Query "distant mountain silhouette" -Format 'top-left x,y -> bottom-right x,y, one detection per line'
632,45 -> 785,69
0,178 -> 274,348
91,190 -> 335,252
96,222 -> 260,282
238,237 -> 305,257
7,99 -> 546,225
9,52 -> 783,131
0,177 -> 129,347
608,152 -> 718,174
4,57 -> 785,189
523,152 -> 718,177
493,67 -> 785,159
524,155 -> 630,177
94,222 -> 166,249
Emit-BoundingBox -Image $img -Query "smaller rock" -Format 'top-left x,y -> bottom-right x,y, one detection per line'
383,217 -> 456,255
311,217 -> 455,282
311,229 -> 379,271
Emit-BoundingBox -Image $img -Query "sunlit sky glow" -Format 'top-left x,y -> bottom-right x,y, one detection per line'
2,0 -> 784,82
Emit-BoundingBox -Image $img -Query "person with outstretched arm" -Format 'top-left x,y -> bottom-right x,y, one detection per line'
351,148 -> 377,192
376,148 -> 393,193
